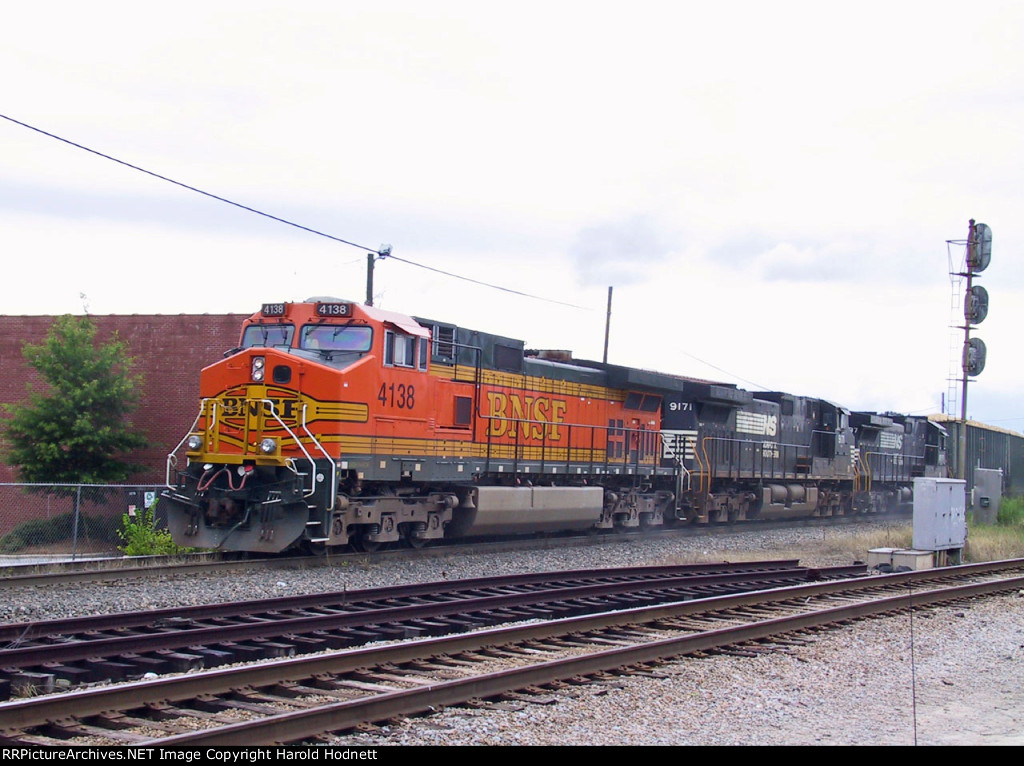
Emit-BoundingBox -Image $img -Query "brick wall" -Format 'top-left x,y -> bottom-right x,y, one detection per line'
0,314 -> 248,484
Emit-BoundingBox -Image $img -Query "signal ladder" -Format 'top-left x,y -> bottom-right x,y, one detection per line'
945,242 -> 965,417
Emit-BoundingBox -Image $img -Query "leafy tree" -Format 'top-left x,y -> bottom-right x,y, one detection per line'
1,315 -> 147,486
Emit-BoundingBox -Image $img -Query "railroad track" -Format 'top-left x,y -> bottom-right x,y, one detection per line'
0,560 -> 861,696
0,513 -> 910,588
1,558 -> 1021,746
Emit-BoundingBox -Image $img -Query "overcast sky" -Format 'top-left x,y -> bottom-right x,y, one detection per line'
2,1 -> 1022,429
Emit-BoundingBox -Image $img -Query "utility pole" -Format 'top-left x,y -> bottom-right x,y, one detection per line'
365,253 -> 375,306
603,286 -> 613,364
365,245 -> 391,307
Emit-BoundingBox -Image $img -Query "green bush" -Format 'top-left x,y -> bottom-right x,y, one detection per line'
117,502 -> 193,556
0,511 -> 120,552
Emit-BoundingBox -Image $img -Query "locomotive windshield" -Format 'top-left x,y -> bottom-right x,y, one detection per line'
301,324 -> 373,352
241,324 -> 294,348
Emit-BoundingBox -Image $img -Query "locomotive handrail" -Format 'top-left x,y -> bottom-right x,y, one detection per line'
164,398 -> 332,506
809,427 -> 840,463
863,450 -> 891,485
699,435 -> 816,491
164,400 -> 212,488
690,439 -> 706,495
260,399 -> 333,506
480,415 -> 663,476
699,437 -> 712,495
588,423 -> 595,475
854,450 -> 868,492
677,462 -> 691,492
446,341 -> 484,443
862,449 -> 928,484
299,402 -> 335,512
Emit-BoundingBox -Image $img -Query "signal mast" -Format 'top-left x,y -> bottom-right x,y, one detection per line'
950,219 -> 992,480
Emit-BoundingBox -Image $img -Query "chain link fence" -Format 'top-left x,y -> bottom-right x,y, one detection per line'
0,483 -> 166,562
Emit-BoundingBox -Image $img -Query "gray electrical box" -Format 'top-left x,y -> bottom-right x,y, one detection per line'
972,468 -> 1003,525
912,478 -> 967,551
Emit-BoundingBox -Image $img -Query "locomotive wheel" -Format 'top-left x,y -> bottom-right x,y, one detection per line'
352,531 -> 384,553
401,525 -> 430,549
303,540 -> 328,557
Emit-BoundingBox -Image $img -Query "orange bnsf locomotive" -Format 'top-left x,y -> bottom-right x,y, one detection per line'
162,298 -> 948,553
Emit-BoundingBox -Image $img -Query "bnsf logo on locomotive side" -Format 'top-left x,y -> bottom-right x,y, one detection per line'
220,397 -> 299,421
486,392 -> 567,439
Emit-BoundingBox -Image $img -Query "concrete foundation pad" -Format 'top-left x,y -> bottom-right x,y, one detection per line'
867,547 -> 935,571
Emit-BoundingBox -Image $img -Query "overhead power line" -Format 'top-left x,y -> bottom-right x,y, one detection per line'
0,112 -> 376,252
380,253 -> 591,310
0,112 -> 590,310
675,350 -> 770,391
2,113 -> 780,385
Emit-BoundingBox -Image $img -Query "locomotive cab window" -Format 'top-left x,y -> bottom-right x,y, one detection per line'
242,324 -> 294,348
301,325 -> 372,352
385,330 -> 427,370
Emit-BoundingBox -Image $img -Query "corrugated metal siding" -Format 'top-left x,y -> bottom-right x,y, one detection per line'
939,418 -> 1024,495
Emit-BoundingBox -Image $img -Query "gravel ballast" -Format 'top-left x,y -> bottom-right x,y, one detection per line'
2,522 -> 1021,746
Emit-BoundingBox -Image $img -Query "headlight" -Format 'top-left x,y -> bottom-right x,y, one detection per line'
252,356 -> 266,381
259,438 -> 277,454
186,435 -> 203,451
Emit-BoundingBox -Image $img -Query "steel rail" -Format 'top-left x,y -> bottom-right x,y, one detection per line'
1,561 -> 1019,740
0,513 -> 911,589
0,555 -> 248,589
0,565 -> 829,670
150,572 -> 1024,745
0,559 -> 806,641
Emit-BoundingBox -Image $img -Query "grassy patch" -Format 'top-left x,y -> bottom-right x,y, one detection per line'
964,524 -> 1024,562
967,496 -> 1024,561
651,515 -> 1024,569
653,523 -> 915,567
839,526 -> 913,554
997,496 -> 1024,526
850,521 -> 1024,564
